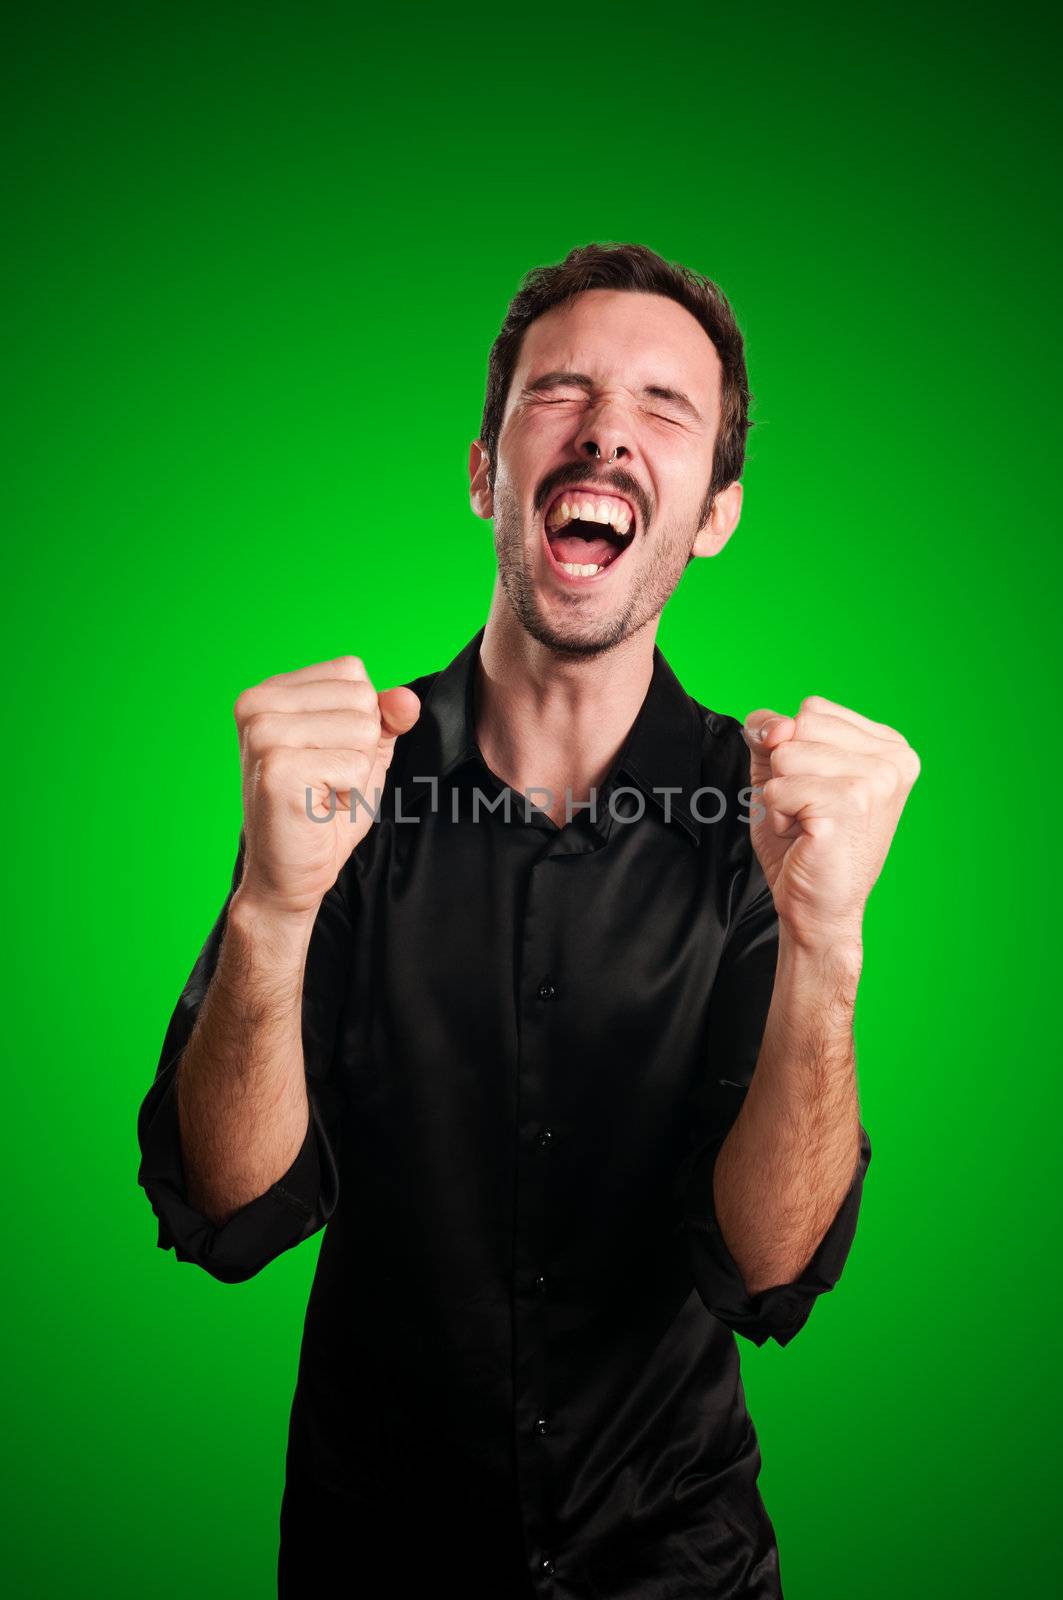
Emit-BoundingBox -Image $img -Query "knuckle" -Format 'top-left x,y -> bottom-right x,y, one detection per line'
871,757 -> 897,795
339,753 -> 372,800
844,776 -> 870,812
793,710 -> 815,740
233,687 -> 256,723
257,746 -> 288,788
243,709 -> 274,754
799,694 -> 827,712
343,710 -> 378,747
351,680 -> 378,711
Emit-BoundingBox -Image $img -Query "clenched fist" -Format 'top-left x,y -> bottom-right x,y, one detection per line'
741,694 -> 920,953
232,655 -> 420,919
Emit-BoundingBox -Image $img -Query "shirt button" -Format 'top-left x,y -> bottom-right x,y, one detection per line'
537,979 -> 557,1001
537,1128 -> 554,1148
536,1416 -> 550,1434
540,1556 -> 555,1578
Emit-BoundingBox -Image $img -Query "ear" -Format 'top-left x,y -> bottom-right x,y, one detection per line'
690,480 -> 742,559
469,440 -> 494,521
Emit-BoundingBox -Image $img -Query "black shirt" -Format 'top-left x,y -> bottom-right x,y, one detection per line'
136,626 -> 871,1599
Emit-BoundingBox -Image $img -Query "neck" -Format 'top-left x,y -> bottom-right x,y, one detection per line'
476,581 -> 658,824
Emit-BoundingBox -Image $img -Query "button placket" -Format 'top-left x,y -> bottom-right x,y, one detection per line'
513,848 -> 565,1582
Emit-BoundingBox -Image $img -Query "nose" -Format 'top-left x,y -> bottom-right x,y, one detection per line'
579,439 -> 630,463
576,406 -> 631,465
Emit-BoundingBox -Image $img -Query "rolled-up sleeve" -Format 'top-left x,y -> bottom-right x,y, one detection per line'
677,849 -> 872,1348
136,833 -> 349,1284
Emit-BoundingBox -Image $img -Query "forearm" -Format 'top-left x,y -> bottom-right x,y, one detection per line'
712,930 -> 863,1295
175,888 -> 317,1228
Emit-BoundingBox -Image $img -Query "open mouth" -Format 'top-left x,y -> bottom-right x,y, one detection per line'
542,488 -> 637,579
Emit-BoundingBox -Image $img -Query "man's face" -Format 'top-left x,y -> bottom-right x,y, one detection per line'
470,288 -> 742,658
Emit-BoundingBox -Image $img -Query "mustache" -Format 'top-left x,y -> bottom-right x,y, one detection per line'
533,464 -> 652,531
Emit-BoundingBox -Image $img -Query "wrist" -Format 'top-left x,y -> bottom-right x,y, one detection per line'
776,924 -> 863,1000
226,886 -> 319,968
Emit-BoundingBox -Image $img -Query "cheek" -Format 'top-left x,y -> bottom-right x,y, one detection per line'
662,449 -> 714,522
502,409 -> 565,462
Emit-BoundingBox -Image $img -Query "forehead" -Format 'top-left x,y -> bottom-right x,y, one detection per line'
512,288 -> 723,416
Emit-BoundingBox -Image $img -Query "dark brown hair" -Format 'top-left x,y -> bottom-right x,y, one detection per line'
479,241 -> 754,498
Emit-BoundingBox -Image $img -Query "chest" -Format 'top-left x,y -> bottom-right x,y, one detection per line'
343,803 -> 738,1118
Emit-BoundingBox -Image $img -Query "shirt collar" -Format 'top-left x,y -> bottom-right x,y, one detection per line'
392,626 -> 704,845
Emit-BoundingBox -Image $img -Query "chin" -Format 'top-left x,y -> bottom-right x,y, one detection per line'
515,595 -> 642,660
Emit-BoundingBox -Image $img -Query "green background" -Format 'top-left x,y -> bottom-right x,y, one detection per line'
6,1 -> 1059,1593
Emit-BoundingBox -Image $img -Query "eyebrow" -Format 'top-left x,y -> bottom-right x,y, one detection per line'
523,370 -> 705,426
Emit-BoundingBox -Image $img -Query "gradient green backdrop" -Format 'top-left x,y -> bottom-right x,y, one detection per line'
6,1 -> 1059,1594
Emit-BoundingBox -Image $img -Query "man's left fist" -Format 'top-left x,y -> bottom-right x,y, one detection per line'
741,695 -> 921,952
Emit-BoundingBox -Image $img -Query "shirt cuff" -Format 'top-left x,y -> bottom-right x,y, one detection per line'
136,1056 -> 326,1285
682,1123 -> 872,1347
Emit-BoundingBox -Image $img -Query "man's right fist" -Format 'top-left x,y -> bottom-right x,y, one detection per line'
231,655 -> 420,919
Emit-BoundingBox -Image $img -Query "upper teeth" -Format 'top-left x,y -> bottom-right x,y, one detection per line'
545,493 -> 633,537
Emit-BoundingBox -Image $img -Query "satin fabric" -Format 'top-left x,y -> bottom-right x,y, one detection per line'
137,627 -> 871,1598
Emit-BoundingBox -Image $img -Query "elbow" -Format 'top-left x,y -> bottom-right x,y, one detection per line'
137,1058 -> 341,1284
143,1179 -> 324,1284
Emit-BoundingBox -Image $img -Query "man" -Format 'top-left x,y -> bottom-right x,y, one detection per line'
137,241 -> 920,1598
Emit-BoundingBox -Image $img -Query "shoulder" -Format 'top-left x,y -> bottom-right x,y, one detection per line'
400,666 -> 444,702
687,694 -> 755,797
684,694 -> 771,923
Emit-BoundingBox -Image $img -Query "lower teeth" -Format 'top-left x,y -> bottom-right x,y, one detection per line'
560,561 -> 600,576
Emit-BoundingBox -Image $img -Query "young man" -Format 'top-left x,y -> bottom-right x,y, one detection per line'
137,242 -> 920,1598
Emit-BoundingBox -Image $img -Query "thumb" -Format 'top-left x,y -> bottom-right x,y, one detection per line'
742,709 -> 793,783
377,686 -> 421,740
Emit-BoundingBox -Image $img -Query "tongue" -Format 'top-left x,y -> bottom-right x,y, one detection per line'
550,532 -> 618,565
